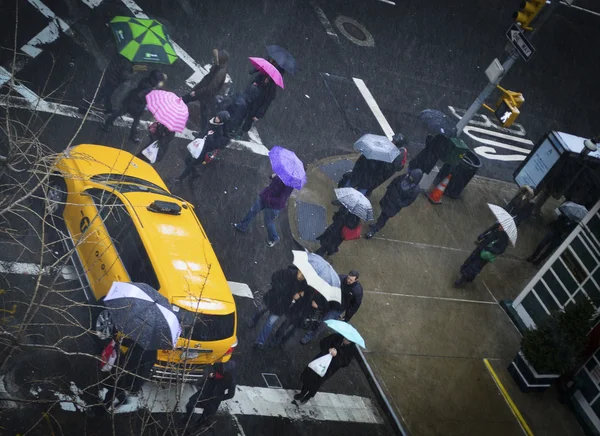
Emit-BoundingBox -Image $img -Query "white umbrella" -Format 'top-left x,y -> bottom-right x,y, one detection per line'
334,188 -> 374,221
292,250 -> 341,303
353,134 -> 400,163
487,203 -> 517,246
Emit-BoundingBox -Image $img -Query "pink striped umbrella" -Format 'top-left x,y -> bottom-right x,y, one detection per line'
249,57 -> 285,89
145,90 -> 189,133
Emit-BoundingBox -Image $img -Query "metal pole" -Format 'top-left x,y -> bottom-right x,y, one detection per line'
456,0 -> 562,135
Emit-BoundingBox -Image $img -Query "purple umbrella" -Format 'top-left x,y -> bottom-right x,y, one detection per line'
269,146 -> 306,190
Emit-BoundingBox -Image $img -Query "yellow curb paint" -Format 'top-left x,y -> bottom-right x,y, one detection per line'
483,358 -> 534,436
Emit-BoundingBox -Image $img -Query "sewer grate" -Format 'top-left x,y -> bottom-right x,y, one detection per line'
262,373 -> 283,389
319,159 -> 355,184
296,201 -> 327,242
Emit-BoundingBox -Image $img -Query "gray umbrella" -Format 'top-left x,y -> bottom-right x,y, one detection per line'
334,188 -> 374,221
559,201 -> 588,223
292,250 -> 341,302
353,134 -> 400,163
419,109 -> 457,137
104,282 -> 181,350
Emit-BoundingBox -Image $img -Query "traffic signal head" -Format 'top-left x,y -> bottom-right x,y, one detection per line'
494,87 -> 524,127
513,0 -> 546,31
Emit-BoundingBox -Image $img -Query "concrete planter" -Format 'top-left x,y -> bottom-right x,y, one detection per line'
509,350 -> 560,393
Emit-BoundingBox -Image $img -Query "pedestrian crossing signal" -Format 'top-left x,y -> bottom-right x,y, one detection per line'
513,0 -> 546,31
483,86 -> 524,128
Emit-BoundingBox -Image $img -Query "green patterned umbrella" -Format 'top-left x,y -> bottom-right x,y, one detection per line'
109,16 -> 177,65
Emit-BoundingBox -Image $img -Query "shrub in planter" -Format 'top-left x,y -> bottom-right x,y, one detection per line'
522,298 -> 596,375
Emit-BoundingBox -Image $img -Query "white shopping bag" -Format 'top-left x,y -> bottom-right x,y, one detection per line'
141,140 -> 159,164
308,353 -> 333,378
187,137 -> 206,159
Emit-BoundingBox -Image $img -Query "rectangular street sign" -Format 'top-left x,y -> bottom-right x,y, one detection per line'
506,24 -> 535,61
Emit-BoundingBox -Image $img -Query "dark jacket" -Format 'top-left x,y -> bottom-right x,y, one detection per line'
287,287 -> 326,327
201,117 -> 229,154
461,229 -> 509,281
259,175 -> 294,210
226,86 -> 261,134
126,70 -> 164,116
191,50 -> 229,104
263,266 -> 307,316
148,123 -> 175,163
104,55 -> 133,87
339,275 -> 363,322
379,169 -> 423,217
317,206 -> 361,255
249,74 -> 277,119
300,333 -> 355,393
114,340 -> 157,393
350,148 -> 407,194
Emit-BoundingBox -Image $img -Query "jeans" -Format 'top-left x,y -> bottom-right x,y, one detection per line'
238,197 -> 281,243
255,311 -> 280,345
302,309 -> 343,342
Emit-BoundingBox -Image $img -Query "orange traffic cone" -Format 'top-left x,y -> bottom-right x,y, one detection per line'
427,174 -> 452,204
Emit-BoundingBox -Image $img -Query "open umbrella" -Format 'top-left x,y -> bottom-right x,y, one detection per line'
109,16 -> 177,65
334,188 -> 374,221
324,319 -> 366,348
487,203 -> 518,246
145,90 -> 189,132
419,109 -> 457,137
248,57 -> 284,89
353,134 -> 400,163
266,45 -> 297,74
559,201 -> 588,223
292,250 -> 341,303
269,146 -> 306,189
104,282 -> 181,350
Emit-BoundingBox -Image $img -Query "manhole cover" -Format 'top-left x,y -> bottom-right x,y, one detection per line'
342,22 -> 367,41
262,373 -> 282,389
296,201 -> 327,241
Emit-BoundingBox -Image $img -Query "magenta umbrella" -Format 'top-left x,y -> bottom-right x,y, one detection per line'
145,90 -> 189,133
249,57 -> 285,89
269,146 -> 306,189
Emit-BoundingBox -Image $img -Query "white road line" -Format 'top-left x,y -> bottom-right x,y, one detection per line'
561,1 -> 600,17
22,0 -> 73,58
377,0 -> 396,4
53,381 -> 384,425
312,3 -> 340,39
227,281 -> 254,299
353,78 -> 395,140
80,0 -> 104,8
366,290 -> 498,305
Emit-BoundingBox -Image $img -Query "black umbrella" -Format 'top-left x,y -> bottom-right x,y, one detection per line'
419,109 -> 457,137
104,282 -> 181,350
266,45 -> 297,75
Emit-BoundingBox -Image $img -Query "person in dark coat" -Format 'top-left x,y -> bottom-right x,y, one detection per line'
300,270 -> 364,344
185,361 -> 236,429
271,288 -> 327,347
233,174 -> 294,247
172,111 -> 231,182
366,169 -> 423,239
248,266 -> 308,348
239,74 -> 277,136
455,226 -> 510,286
97,338 -> 156,414
294,333 -> 356,405
476,186 -> 535,242
182,49 -> 229,133
103,69 -> 167,142
315,206 -> 361,257
225,85 -> 261,138
527,214 -> 577,265
79,55 -> 135,114
136,121 -> 175,164
338,134 -> 408,197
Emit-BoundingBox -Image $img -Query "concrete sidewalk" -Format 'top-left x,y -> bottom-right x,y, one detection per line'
288,154 -> 585,436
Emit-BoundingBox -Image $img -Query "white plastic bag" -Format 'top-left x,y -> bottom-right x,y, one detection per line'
141,140 -> 159,164
308,353 -> 333,377
187,137 -> 206,159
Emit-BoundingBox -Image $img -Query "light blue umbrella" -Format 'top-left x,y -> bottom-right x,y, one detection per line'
324,319 -> 366,348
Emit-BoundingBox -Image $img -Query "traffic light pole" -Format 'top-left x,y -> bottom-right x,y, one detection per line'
455,0 -> 562,135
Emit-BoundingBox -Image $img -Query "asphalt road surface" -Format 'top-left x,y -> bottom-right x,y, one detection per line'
1,0 -> 600,434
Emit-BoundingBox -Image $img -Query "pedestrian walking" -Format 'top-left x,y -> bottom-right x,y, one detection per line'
365,169 -> 423,239
136,121 -> 175,164
271,288 -> 327,347
103,69 -> 167,143
300,271 -> 363,344
79,55 -> 139,115
527,214 -> 577,265
172,111 -> 231,182
248,266 -> 308,348
240,74 -> 277,136
455,225 -> 509,287
338,134 -> 408,197
476,186 -> 535,242
293,333 -> 356,405
315,205 -> 361,257
96,338 -> 157,414
232,173 -> 294,247
181,49 -> 229,133
225,85 -> 262,138
185,361 -> 236,430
